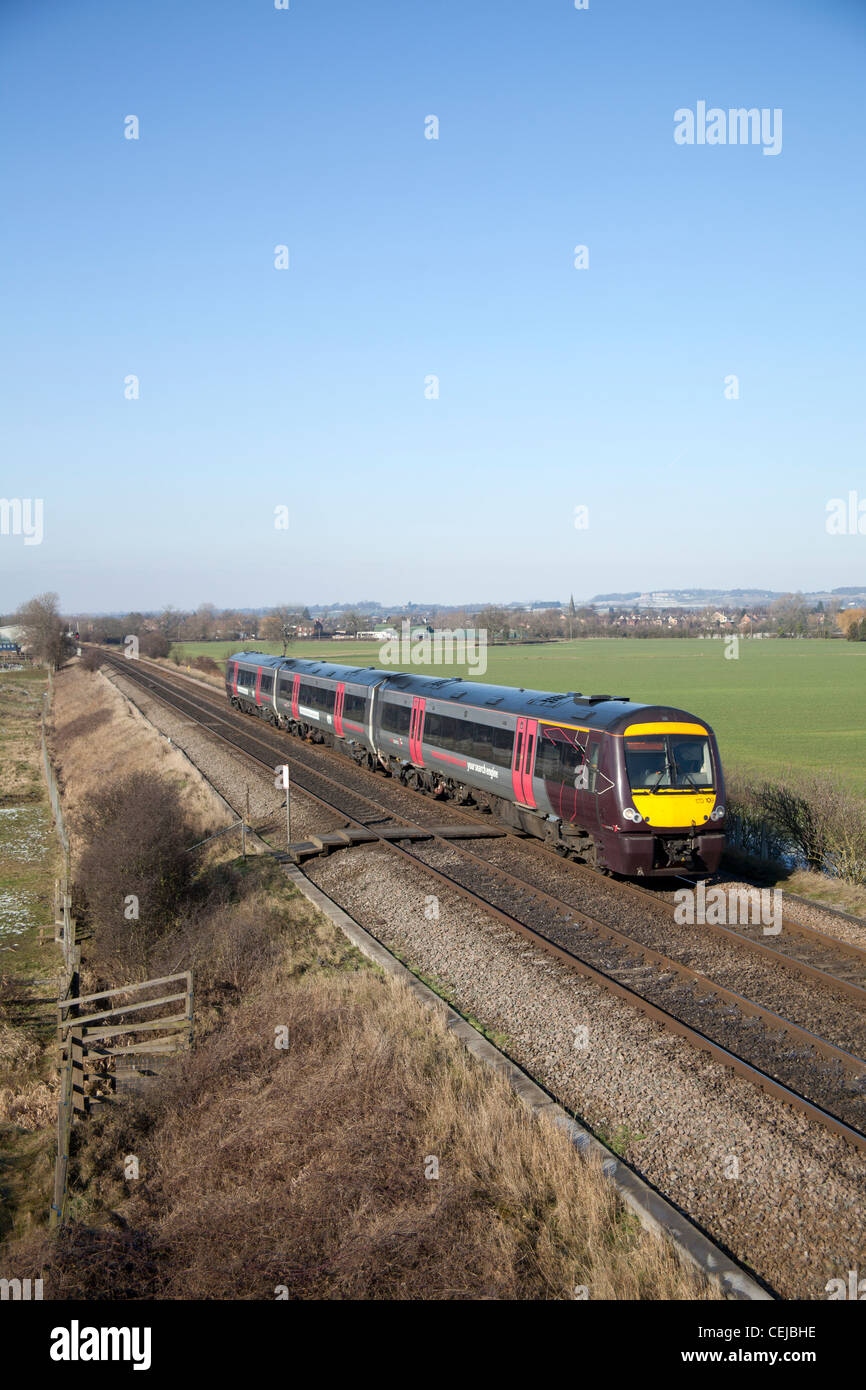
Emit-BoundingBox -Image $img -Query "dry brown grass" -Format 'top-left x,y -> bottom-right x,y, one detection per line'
152,656 -> 225,689
9,864 -> 716,1301
51,663 -> 229,854
0,1021 -> 56,1130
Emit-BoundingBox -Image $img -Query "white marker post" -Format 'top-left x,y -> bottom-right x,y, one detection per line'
275,763 -> 291,849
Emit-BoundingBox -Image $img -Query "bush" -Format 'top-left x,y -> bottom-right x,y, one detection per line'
726,770 -> 866,884
139,633 -> 170,659
75,771 -> 198,978
190,656 -> 221,676
79,648 -> 103,672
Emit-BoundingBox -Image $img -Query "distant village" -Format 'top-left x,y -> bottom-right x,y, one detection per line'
5,586 -> 866,660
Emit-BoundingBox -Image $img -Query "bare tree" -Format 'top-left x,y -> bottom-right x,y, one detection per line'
15,592 -> 74,668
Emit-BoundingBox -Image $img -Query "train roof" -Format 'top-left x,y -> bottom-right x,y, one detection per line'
229,651 -> 387,689
380,672 -> 707,734
229,653 -> 711,734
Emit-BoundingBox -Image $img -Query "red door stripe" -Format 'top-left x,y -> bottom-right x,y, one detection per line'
292,674 -> 299,720
512,719 -> 525,803
334,683 -> 345,737
521,718 -> 537,808
409,697 -> 426,765
255,668 -> 262,704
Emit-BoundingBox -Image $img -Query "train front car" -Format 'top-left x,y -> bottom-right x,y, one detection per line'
605,708 -> 726,877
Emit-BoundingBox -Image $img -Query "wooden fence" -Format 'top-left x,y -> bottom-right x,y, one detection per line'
40,694 -> 70,883
50,935 -> 193,1226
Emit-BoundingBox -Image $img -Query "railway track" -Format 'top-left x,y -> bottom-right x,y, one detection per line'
99,651 -> 866,1155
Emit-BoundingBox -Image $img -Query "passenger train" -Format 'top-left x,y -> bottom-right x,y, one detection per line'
226,652 -> 726,878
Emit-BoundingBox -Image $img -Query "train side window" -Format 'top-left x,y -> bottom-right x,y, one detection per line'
491,725 -> 515,768
445,715 -> 463,750
534,730 -> 562,780
343,691 -> 367,721
381,700 -> 411,735
277,677 -> 292,698
466,720 -> 493,762
451,718 -> 470,753
259,672 -> 273,695
586,743 -> 600,792
535,728 -> 586,784
424,710 -> 441,743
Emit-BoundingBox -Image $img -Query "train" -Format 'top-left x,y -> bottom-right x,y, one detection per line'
226,651 -> 726,878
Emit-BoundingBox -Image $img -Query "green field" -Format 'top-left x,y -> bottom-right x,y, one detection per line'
170,638 -> 866,793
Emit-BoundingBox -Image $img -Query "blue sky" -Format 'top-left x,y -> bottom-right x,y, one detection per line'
1,0 -> 864,612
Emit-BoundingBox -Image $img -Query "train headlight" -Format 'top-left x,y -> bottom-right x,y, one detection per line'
710,805 -> 725,821
623,807 -> 643,824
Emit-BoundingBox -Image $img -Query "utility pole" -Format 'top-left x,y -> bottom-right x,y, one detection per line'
285,766 -> 291,849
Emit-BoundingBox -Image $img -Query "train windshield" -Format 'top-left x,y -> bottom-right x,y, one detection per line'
624,734 -> 714,791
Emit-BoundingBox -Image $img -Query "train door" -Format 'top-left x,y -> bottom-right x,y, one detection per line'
511,717 -> 538,807
291,674 -> 300,721
334,683 -> 346,738
408,697 -> 426,765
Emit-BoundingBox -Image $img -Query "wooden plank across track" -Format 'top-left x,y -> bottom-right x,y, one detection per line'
283,823 -> 506,862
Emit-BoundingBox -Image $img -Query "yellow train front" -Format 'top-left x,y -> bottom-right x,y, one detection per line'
587,707 -> 726,877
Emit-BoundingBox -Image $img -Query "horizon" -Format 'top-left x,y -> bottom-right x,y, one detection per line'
8,578 -> 866,623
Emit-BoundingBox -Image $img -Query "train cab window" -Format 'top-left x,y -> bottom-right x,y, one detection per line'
624,735 -> 714,790
381,700 -> 412,735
